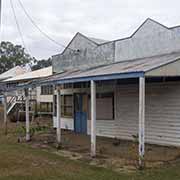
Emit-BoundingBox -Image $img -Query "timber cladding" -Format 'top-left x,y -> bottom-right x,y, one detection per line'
56,81 -> 180,147
114,82 -> 180,146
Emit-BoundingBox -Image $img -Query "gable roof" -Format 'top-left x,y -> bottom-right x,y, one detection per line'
4,66 -> 52,82
0,66 -> 29,81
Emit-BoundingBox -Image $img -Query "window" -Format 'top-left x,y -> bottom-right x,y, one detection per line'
61,95 -> 73,118
40,102 -> 53,113
73,82 -> 89,88
63,83 -> 73,89
88,92 -> 114,120
41,85 -> 53,95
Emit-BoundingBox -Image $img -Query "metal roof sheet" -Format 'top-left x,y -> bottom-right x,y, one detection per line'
4,66 -> 52,82
40,52 -> 180,84
4,52 -> 180,91
0,66 -> 29,81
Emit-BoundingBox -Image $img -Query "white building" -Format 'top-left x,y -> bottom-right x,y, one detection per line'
3,66 -> 53,116
4,18 -> 180,163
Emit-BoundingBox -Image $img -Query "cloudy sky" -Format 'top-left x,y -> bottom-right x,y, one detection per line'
1,0 -> 180,60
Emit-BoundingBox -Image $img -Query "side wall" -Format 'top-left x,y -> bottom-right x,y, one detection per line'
115,82 -> 180,146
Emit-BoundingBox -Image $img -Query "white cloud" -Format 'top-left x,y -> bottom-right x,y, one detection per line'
1,0 -> 180,59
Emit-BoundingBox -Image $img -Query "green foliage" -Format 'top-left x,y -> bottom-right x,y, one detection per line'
0,41 -> 36,74
30,126 -> 49,136
31,58 -> 52,71
132,134 -> 139,144
16,124 -> 49,138
16,125 -> 26,137
0,41 -> 53,74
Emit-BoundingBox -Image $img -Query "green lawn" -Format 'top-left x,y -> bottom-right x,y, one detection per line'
0,129 -> 180,179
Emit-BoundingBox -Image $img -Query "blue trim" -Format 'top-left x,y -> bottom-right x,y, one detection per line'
4,72 -> 144,92
53,72 -> 144,85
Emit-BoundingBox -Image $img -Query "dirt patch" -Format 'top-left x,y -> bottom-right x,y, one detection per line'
2,116 -> 180,173
28,126 -> 180,172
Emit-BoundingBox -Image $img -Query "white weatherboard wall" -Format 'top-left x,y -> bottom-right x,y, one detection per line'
53,82 -> 180,147
115,82 -> 180,147
53,117 -> 116,138
36,87 -> 53,103
87,82 -> 180,146
53,117 -> 74,130
87,120 -> 116,138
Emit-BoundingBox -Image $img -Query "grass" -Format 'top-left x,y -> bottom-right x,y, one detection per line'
0,125 -> 180,179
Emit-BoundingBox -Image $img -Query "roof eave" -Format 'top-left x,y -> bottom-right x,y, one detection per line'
37,71 -> 144,86
3,71 -> 144,92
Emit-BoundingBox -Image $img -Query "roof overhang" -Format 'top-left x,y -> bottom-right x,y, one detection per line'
47,72 -> 144,85
3,52 -> 180,92
4,71 -> 144,92
145,58 -> 180,77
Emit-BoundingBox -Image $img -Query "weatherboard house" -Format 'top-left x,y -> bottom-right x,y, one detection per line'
4,18 -> 180,163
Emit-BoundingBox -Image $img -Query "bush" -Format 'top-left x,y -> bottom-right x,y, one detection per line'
16,124 -> 49,140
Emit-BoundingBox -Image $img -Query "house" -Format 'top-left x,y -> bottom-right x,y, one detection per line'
3,66 -> 53,116
0,66 -> 29,82
0,66 -> 30,104
50,18 -> 180,146
3,18 -> 180,165
0,65 -> 29,92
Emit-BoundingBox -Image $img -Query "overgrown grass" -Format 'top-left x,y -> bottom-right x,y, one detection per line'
0,125 -> 180,179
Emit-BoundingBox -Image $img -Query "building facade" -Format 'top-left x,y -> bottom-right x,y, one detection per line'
51,18 -> 180,147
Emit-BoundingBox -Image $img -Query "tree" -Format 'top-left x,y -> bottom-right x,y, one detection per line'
31,58 -> 52,71
0,41 -> 36,74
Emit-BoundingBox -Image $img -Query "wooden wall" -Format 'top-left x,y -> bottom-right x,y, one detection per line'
115,82 -> 180,146
54,81 -> 180,147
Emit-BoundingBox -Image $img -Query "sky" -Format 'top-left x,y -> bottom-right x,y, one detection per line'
1,0 -> 180,60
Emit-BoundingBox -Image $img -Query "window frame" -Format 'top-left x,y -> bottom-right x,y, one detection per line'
41,85 -> 53,95
61,95 -> 73,118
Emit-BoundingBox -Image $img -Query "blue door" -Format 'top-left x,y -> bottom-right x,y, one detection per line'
74,94 -> 87,134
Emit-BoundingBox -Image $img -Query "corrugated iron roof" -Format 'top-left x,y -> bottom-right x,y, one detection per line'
0,66 -> 29,81
4,66 -> 52,82
4,52 -> 180,91
39,52 -> 180,84
67,52 -> 180,78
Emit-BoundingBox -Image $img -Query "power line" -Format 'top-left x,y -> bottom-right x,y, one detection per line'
9,0 -> 30,54
17,0 -> 74,51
